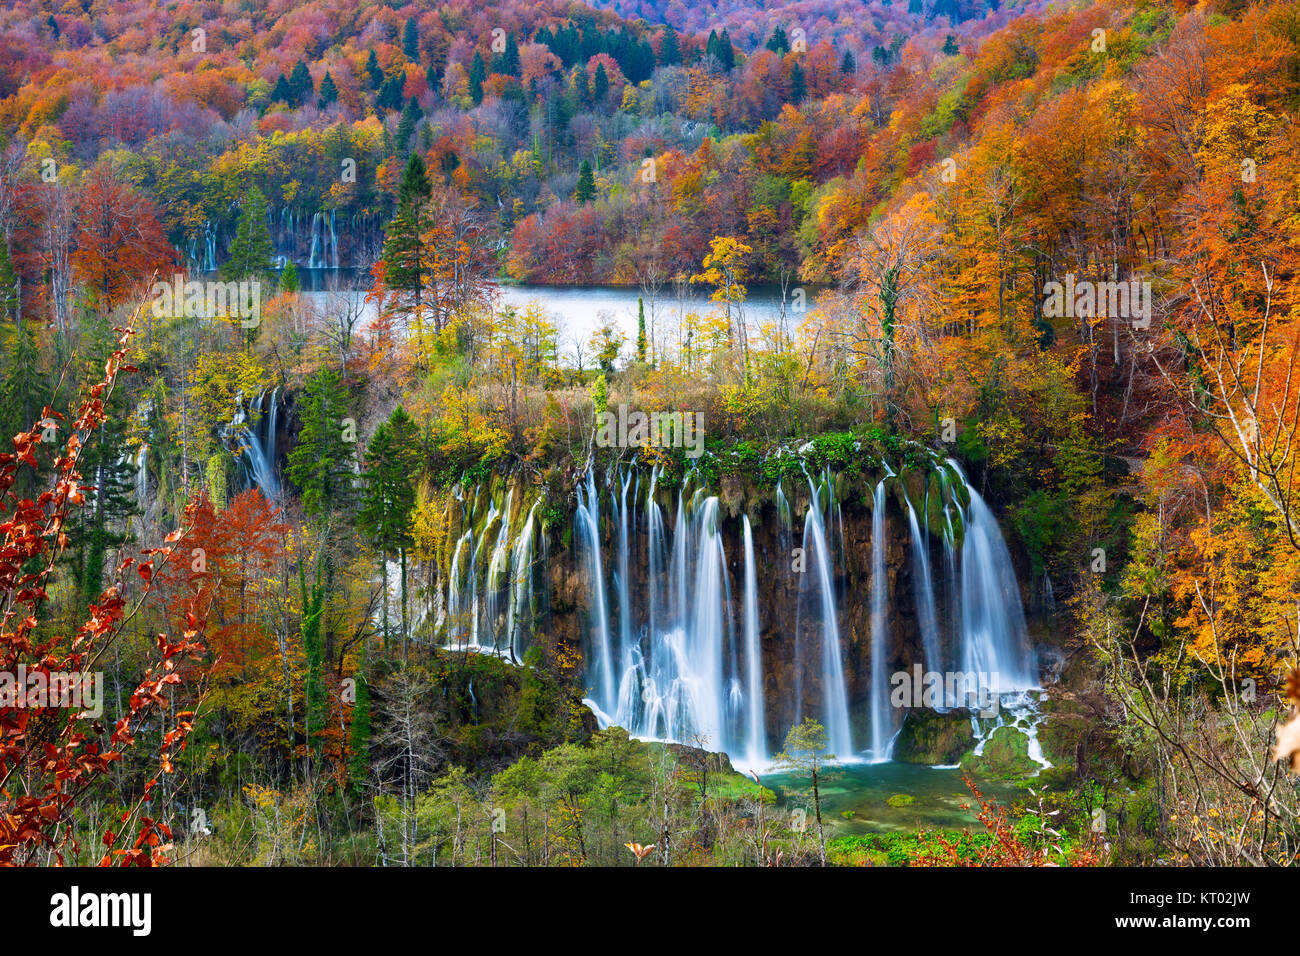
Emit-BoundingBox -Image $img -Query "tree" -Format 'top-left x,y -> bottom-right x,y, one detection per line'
286,367 -> 355,520
574,159 -> 596,203
381,154 -> 434,350
660,25 -> 681,66
0,326 -> 204,865
943,34 -> 960,57
773,718 -> 831,866
469,52 -> 486,104
222,185 -> 273,283
636,296 -> 647,362
280,259 -> 299,293
360,406 -> 422,654
73,164 -> 176,311
318,70 -> 338,109
789,61 -> 806,104
366,50 -> 384,89
403,16 -> 420,61
841,49 -> 856,73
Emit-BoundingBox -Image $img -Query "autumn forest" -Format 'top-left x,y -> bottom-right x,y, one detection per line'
0,0 -> 1299,884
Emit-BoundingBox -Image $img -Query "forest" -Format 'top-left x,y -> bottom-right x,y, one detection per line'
0,0 -> 1298,874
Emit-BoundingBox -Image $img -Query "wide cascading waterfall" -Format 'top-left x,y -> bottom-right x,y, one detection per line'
868,478 -> 893,762
577,468 -> 770,763
431,456 -> 1040,771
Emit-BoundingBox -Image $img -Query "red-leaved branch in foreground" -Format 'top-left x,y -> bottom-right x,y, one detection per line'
0,321 -> 207,866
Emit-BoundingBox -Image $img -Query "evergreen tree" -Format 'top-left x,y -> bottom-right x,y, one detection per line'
377,74 -> 404,112
289,60 -> 313,105
403,16 -> 420,61
469,51 -> 486,103
280,260 -> 300,293
381,155 -> 434,337
766,26 -> 790,55
494,32 -> 521,76
347,661 -> 371,797
270,73 -> 293,104
0,317 -> 44,500
659,25 -> 681,65
366,49 -> 384,89
222,186 -> 273,284
718,30 -> 735,70
943,34 -> 960,56
395,97 -> 422,151
575,159 -> 596,203
789,61 -> 806,103
593,63 -> 610,102
318,70 -> 338,108
841,49 -> 857,73
286,367 -> 355,519
359,406 -> 422,652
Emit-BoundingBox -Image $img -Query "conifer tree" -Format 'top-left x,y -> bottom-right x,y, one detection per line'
222,186 -> 273,284
360,406 -> 422,652
286,367 -> 355,519
575,159 -> 596,203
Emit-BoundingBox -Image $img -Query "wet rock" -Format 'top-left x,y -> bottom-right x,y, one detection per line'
893,707 -> 977,764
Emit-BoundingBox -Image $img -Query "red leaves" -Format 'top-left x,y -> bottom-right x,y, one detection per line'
0,325 -> 207,867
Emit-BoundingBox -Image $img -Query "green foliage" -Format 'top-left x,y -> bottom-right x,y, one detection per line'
286,367 -> 355,519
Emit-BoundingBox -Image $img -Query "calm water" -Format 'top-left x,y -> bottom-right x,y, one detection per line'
759,762 -> 1021,835
296,272 -> 810,357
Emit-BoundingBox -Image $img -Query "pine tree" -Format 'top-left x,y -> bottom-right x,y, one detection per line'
289,60 -> 313,105
286,367 -> 355,519
841,49 -> 856,73
318,70 -> 338,109
660,25 -> 681,65
575,159 -> 596,203
222,186 -> 273,283
395,97 -> 422,151
790,61 -> 806,103
943,34 -> 960,56
366,50 -> 384,89
469,51 -> 486,103
359,406 -> 422,653
271,73 -> 293,104
593,63 -> 609,102
381,154 -> 434,339
402,16 -> 420,61
280,260 -> 299,293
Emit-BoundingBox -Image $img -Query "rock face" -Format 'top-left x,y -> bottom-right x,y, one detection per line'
892,708 -> 977,765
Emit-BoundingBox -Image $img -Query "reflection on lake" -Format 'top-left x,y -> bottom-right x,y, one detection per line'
295,270 -> 818,358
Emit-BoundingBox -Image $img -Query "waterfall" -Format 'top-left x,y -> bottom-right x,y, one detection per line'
427,457 -> 1040,770
868,479 -> 893,762
906,500 -> 943,678
576,471 -> 615,710
947,461 -> 1037,692
801,481 -> 854,759
741,515 -> 764,767
225,390 -> 279,499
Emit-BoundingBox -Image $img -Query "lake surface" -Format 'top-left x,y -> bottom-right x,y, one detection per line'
298,275 -> 813,359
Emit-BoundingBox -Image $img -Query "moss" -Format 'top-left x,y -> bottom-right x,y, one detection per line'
961,726 -> 1040,780
886,793 -> 914,808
